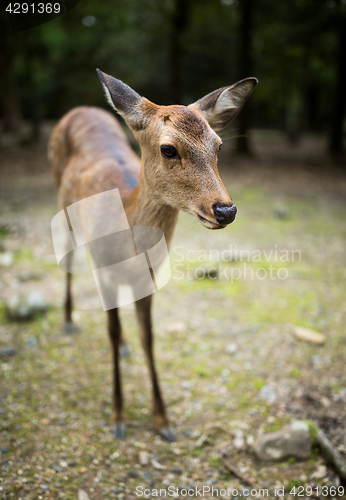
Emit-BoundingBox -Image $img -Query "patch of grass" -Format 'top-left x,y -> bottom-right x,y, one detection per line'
289,368 -> 301,378
252,377 -> 265,390
14,246 -> 33,263
0,225 -> 9,238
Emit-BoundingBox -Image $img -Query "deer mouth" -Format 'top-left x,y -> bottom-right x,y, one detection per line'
197,214 -> 226,230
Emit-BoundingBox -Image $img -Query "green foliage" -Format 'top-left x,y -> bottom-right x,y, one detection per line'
4,0 -> 344,136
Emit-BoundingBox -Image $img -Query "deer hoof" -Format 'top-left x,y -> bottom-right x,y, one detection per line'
113,422 -> 126,439
63,322 -> 79,334
159,425 -> 176,442
119,343 -> 131,358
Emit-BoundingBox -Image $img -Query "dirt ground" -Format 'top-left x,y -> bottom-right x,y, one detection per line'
0,124 -> 346,500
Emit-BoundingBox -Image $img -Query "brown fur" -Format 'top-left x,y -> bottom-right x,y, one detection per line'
49,72 -> 257,439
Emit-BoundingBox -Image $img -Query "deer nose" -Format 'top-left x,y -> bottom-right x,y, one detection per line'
212,203 -> 237,225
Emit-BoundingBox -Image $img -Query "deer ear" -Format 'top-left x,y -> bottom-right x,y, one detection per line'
96,69 -> 146,130
189,77 -> 258,131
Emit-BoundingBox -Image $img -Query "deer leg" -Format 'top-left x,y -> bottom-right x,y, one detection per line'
63,254 -> 78,334
135,295 -> 175,442
108,308 -> 126,439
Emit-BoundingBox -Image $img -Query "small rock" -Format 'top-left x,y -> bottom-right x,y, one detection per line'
233,430 -> 245,450
0,251 -> 13,267
26,336 -> 38,348
226,342 -> 238,355
258,385 -> 277,404
128,470 -> 138,478
166,322 -> 186,334
274,205 -> 290,219
139,450 -> 149,465
290,325 -> 326,345
6,291 -> 49,321
78,490 -> 91,500
321,396 -> 331,408
0,347 -> 16,358
253,420 -> 311,461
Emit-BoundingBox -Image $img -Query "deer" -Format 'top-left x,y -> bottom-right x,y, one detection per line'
49,69 -> 257,442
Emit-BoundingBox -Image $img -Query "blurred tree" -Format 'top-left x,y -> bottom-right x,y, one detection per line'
0,9 -> 22,132
237,0 -> 254,154
329,0 -> 346,154
169,0 -> 191,103
0,0 -> 344,156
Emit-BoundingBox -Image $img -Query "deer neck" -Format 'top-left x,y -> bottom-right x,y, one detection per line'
128,167 -> 179,247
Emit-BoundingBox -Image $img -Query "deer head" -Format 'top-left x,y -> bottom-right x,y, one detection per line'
97,69 -> 257,230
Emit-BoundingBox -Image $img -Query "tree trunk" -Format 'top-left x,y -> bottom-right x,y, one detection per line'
329,7 -> 346,154
237,0 -> 253,155
0,12 -> 23,132
169,0 -> 190,104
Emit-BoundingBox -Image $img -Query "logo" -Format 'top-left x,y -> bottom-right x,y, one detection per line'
51,189 -> 171,309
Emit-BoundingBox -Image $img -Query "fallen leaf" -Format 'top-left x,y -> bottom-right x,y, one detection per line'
195,434 -> 208,448
311,464 -> 327,479
151,458 -> 166,470
290,325 -> 326,345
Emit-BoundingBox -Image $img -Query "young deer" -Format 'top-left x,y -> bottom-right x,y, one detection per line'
49,70 -> 257,441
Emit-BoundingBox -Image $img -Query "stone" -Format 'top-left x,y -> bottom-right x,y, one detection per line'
26,336 -> 37,348
253,420 -> 311,461
0,347 -> 16,357
226,342 -> 238,355
258,385 -> 277,404
274,205 -> 290,219
6,291 -> 49,321
139,450 -> 149,465
0,252 -> 13,267
78,490 -> 91,500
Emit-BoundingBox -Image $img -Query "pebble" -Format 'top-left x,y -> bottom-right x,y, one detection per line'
78,490 -> 91,500
253,420 -> 311,461
258,385 -> 277,404
6,291 -> 49,321
26,336 -> 38,348
0,251 -> 13,267
274,205 -> 290,219
139,450 -> 149,465
0,347 -> 16,358
226,342 -> 238,355
128,470 -> 138,478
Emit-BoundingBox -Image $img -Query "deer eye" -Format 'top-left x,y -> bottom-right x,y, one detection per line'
160,145 -> 177,158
